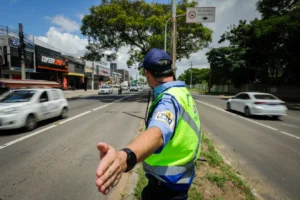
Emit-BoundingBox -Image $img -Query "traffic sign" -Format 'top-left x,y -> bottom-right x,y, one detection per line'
186,7 -> 216,23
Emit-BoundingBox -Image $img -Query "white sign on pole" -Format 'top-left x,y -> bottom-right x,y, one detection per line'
186,7 -> 216,23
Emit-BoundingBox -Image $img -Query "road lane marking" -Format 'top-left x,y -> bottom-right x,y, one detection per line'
0,93 -> 138,150
195,99 -> 300,140
280,131 -> 300,140
0,125 -> 57,150
58,111 -> 91,125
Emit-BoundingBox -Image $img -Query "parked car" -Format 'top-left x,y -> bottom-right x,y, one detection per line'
130,85 -> 138,92
99,86 -> 113,94
227,92 -> 287,119
0,88 -> 69,131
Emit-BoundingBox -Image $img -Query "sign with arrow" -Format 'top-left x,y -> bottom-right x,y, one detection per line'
186,7 -> 216,23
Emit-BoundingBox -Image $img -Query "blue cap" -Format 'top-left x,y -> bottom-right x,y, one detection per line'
140,48 -> 172,73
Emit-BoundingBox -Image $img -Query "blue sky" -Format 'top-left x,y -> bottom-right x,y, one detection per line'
0,0 -> 98,37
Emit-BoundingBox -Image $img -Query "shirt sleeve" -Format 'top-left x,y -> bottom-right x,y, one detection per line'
147,95 -> 180,153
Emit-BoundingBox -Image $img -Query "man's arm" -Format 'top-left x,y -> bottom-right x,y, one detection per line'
96,127 -> 163,195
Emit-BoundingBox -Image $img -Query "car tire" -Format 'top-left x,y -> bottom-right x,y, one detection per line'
272,115 -> 280,120
24,114 -> 37,132
245,107 -> 252,118
60,107 -> 69,119
227,102 -> 231,111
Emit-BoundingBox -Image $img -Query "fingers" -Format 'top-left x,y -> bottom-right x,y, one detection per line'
96,160 -> 123,194
97,142 -> 109,158
96,143 -> 114,177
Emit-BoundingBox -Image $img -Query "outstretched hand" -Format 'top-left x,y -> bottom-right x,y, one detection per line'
96,142 -> 127,195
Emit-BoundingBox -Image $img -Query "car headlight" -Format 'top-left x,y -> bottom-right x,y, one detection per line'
3,107 -> 22,115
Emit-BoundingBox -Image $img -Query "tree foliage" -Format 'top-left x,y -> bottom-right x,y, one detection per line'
81,0 -> 212,67
206,0 -> 300,87
178,68 -> 210,85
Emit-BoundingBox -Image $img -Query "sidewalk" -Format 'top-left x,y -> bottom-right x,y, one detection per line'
63,90 -> 98,100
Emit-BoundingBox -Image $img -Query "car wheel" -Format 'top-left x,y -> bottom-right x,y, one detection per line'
227,102 -> 231,111
61,107 -> 69,119
272,115 -> 280,120
24,114 -> 37,132
245,107 -> 251,118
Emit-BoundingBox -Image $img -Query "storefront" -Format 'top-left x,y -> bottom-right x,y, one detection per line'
0,35 -> 36,79
96,63 -> 110,86
32,45 -> 68,89
63,56 -> 85,89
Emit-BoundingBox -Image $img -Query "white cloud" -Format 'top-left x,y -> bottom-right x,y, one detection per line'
77,13 -> 85,20
45,15 -> 80,33
36,27 -> 88,56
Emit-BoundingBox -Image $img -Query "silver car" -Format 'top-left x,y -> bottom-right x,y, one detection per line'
227,92 -> 287,119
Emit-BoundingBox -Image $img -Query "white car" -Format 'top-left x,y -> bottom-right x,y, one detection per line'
0,88 -> 69,131
130,85 -> 138,92
227,92 -> 287,119
99,86 -> 113,94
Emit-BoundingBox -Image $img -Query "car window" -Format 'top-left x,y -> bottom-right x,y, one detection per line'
39,91 -> 49,103
243,94 -> 250,100
0,90 -> 36,103
235,93 -> 244,99
51,90 -> 60,100
254,94 -> 277,100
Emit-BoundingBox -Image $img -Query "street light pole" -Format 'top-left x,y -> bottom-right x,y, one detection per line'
164,14 -> 186,52
190,61 -> 193,89
171,0 -> 177,76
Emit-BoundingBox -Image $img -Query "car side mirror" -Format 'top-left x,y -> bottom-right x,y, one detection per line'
40,98 -> 48,103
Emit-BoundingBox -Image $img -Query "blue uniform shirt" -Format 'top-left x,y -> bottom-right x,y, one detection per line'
146,81 -> 194,191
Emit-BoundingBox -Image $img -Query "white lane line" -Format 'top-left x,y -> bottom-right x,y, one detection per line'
0,125 -> 57,150
195,100 -> 300,140
280,131 -> 300,140
58,111 -> 91,125
0,93 -> 137,150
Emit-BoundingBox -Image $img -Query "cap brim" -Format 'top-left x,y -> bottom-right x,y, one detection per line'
139,63 -> 144,68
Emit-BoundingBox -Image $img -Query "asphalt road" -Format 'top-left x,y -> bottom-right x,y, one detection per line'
0,89 -> 148,200
1,89 -> 299,200
192,93 -> 300,200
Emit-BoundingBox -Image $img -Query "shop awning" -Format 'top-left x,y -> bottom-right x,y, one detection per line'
64,72 -> 84,77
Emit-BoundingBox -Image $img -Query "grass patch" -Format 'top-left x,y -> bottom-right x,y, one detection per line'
133,164 -> 147,200
206,172 -> 227,189
201,136 -> 223,167
188,88 -> 207,93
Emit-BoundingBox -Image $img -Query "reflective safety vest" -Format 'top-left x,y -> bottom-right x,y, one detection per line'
143,86 -> 201,185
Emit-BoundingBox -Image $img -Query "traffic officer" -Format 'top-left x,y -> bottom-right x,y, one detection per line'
95,48 -> 201,200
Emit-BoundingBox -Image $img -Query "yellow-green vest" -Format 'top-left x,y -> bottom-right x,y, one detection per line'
143,87 -> 201,184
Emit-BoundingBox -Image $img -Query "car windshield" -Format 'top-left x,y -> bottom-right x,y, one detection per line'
254,94 -> 277,100
101,86 -> 108,89
0,90 -> 36,103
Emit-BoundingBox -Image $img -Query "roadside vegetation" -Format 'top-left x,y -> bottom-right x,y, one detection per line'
130,134 -> 256,200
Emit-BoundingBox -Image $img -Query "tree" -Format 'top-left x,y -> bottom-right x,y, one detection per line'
207,1 -> 300,86
178,68 -> 210,85
81,0 -> 212,67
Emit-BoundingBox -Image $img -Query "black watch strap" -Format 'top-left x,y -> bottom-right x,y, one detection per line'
121,148 -> 137,172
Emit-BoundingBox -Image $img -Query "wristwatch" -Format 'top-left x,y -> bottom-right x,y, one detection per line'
121,148 -> 137,172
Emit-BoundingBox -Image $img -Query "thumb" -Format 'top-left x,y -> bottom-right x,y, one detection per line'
97,142 -> 109,158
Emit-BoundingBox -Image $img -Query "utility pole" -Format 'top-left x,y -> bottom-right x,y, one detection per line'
19,23 -> 26,80
171,0 -> 177,76
92,61 -> 94,91
190,61 -> 193,89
